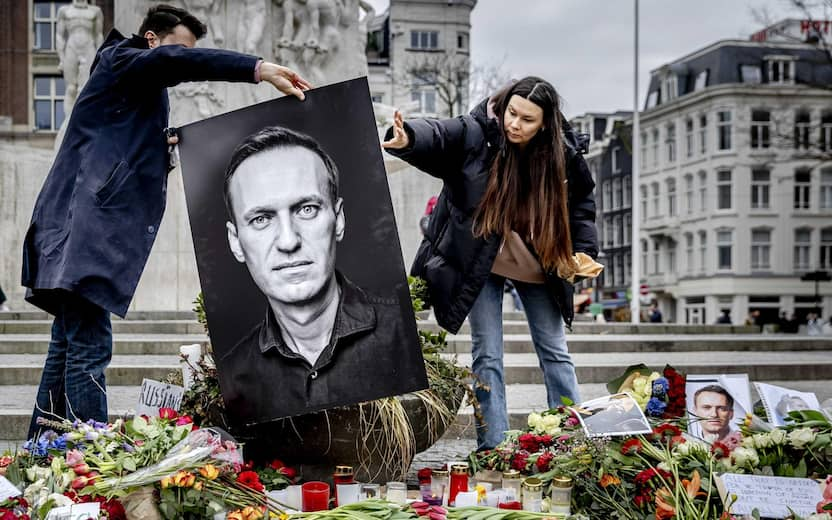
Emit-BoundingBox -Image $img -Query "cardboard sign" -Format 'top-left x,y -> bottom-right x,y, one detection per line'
716,473 -> 823,518
44,502 -> 100,520
0,475 -> 21,501
135,378 -> 184,418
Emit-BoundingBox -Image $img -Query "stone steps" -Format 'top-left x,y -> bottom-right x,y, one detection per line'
0,310 -> 197,321
0,320 -> 206,335
0,334 -> 208,354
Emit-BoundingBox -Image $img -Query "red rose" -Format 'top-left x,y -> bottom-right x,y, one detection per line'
518,433 -> 539,452
1,513 -> 18,520
237,470 -> 265,492
158,408 -> 178,420
269,459 -> 286,470
511,452 -> 529,471
279,467 -> 297,480
175,415 -> 193,426
621,438 -> 642,455
535,452 -> 553,471
536,434 -> 553,447
417,467 -> 433,484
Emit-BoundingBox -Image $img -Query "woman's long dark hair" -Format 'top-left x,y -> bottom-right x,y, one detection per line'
473,76 -> 573,277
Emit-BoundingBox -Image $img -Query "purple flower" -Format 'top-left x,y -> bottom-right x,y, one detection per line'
651,377 -> 669,399
646,397 -> 667,417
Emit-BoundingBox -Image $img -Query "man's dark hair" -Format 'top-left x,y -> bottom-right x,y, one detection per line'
224,126 -> 340,223
694,384 -> 734,409
138,4 -> 207,40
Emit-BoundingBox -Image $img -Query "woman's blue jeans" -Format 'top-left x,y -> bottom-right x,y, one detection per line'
28,292 -> 111,440
468,274 -> 579,450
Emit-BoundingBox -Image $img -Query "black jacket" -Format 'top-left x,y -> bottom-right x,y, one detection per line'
385,99 -> 598,333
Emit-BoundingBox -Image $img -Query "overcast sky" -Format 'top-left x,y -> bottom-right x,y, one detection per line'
364,0 -> 824,118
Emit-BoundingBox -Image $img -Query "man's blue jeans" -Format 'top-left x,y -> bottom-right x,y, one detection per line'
28,292 -> 111,439
468,274 -> 580,450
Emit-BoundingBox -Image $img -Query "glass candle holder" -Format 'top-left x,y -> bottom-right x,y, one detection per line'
385,482 -> 407,504
448,464 -> 469,507
521,477 -> 543,513
550,475 -> 573,516
431,469 -> 449,506
333,465 -> 355,507
454,491 -> 478,507
286,485 -> 303,510
301,481 -> 330,512
336,483 -> 361,506
501,469 -> 522,498
360,483 -> 382,500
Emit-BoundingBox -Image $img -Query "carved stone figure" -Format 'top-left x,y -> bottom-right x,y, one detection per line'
56,0 -> 103,112
237,0 -> 267,55
183,0 -> 224,47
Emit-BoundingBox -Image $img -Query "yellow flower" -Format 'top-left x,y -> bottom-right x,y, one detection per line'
193,480 -> 204,491
172,470 -> 196,488
160,476 -> 173,489
241,506 -> 264,520
599,474 -> 620,488
199,464 -> 220,480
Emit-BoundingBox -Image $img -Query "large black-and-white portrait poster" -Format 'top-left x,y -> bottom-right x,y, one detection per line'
178,77 -> 427,426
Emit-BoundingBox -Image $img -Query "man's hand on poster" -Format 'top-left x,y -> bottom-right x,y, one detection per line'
381,110 -> 409,149
259,62 -> 312,100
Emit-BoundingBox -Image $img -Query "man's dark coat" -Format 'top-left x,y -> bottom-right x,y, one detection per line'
386,99 -> 598,333
22,30 -> 259,316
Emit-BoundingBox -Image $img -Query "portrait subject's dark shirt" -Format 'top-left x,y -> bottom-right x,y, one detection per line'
219,273 -> 419,425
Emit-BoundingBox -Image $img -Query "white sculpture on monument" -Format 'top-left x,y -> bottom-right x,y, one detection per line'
56,0 -> 104,112
182,0 -> 225,47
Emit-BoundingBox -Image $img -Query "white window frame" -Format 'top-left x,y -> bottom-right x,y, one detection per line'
716,229 -> 733,271
33,75 -> 66,131
767,57 -> 795,85
612,146 -> 621,173
794,228 -> 812,271
820,168 -> 832,210
751,228 -> 771,270
667,178 -> 677,217
666,123 -> 676,162
717,169 -> 732,210
717,110 -> 732,151
794,111 -> 812,151
685,233 -> 694,273
685,118 -> 694,158
651,182 -> 660,216
751,169 -> 770,210
698,231 -> 707,273
698,171 -> 707,212
652,128 -> 659,166
699,114 -> 708,155
613,178 -> 622,210
33,1 -> 66,51
410,30 -> 439,50
750,109 -> 771,149
623,176 -> 632,208
411,88 -> 437,115
820,227 -> 832,270
794,169 -> 811,210
640,185 -> 648,221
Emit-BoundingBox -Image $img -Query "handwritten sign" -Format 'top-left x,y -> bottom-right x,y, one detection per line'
135,378 -> 184,418
717,473 -> 823,518
0,475 -> 21,501
45,502 -> 100,520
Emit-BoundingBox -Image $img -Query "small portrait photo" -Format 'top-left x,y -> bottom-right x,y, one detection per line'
573,393 -> 653,437
177,78 -> 427,426
686,374 -> 751,443
754,382 -> 820,427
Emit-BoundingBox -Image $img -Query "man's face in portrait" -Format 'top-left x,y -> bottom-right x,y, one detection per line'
226,146 -> 344,306
694,390 -> 734,437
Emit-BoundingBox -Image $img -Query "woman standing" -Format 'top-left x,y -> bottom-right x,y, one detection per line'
382,77 -> 599,449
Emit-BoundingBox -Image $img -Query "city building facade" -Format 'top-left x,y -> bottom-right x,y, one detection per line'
638,21 -> 832,325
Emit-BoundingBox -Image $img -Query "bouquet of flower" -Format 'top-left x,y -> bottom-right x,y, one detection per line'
607,364 -> 686,419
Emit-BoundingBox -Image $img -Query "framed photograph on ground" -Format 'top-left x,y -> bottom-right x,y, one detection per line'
573,393 -> 652,437
754,382 -> 820,427
686,374 -> 751,443
177,77 -> 427,426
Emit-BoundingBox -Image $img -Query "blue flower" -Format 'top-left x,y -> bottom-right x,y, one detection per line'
48,434 -> 68,452
651,377 -> 669,399
646,397 -> 667,417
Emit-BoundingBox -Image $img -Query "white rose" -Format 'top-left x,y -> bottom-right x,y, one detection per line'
674,442 -> 692,457
528,412 -> 543,431
541,414 -> 562,435
741,436 -> 756,449
731,447 -> 760,468
768,429 -> 788,445
752,433 -> 772,449
788,427 -> 817,449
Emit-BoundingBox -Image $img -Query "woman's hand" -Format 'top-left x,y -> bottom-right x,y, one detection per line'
259,62 -> 312,100
381,110 -> 409,149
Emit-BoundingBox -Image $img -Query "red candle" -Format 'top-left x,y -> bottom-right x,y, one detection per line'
498,501 -> 522,510
333,465 -> 354,507
448,464 -> 469,506
302,481 -> 330,512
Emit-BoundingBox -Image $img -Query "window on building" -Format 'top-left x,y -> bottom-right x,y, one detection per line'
640,132 -> 647,169
717,110 -> 732,150
33,1 -> 69,51
652,128 -> 659,165
685,233 -> 694,273
666,123 -> 676,162
767,57 -> 795,84
685,118 -> 694,158
698,230 -> 707,272
821,168 -> 832,210
651,182 -> 660,216
602,181 -> 611,211
640,185 -> 648,221
794,169 -> 811,210
641,240 -> 649,276
740,65 -> 762,84
411,89 -> 437,114
821,227 -> 832,270
667,178 -> 677,216
624,252 -> 631,285
613,215 -> 622,247
612,146 -> 621,173
694,70 -> 709,91
683,174 -> 694,214
717,169 -> 732,210
698,171 -> 707,212
613,178 -> 622,209
668,242 -> 677,274
751,228 -> 771,270
750,109 -> 771,149
794,228 -> 812,270
717,230 -> 732,270
652,238 -> 661,274
751,169 -> 770,209
624,213 -> 632,245
821,112 -> 832,152
615,254 -> 624,287
794,111 -> 811,150
457,32 -> 468,50
33,75 -> 66,131
646,91 -> 659,109
604,216 -> 614,248
699,114 -> 707,154
410,30 -> 439,49
624,176 -> 632,208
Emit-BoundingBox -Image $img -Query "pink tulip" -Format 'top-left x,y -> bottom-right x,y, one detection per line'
72,463 -> 90,475
65,449 -> 84,467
